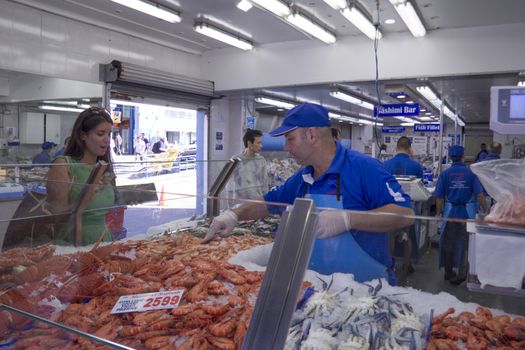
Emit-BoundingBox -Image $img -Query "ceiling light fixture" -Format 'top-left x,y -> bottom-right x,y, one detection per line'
330,91 -> 375,110
518,81 -> 525,87
384,18 -> 396,24
251,0 -> 291,17
388,0 -> 426,37
110,0 -> 181,23
322,0 -> 347,10
237,0 -> 253,12
255,96 -> 296,109
329,112 -> 360,124
286,11 -> 336,44
340,6 -> 382,40
39,105 -> 84,113
401,122 -> 415,126
193,22 -> 253,50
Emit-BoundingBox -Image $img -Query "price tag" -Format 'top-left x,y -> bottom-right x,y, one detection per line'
110,289 -> 184,314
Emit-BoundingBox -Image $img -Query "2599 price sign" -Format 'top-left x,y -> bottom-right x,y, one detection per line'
111,289 -> 184,314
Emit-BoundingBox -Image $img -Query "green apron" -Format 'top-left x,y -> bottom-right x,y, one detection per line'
54,156 -> 115,245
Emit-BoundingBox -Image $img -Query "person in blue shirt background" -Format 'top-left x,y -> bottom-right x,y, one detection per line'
475,143 -> 488,162
32,141 -> 56,164
203,102 -> 414,285
383,136 -> 423,275
479,142 -> 501,162
435,145 -> 488,285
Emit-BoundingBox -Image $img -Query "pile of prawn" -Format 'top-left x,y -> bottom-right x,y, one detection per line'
0,233 -> 272,349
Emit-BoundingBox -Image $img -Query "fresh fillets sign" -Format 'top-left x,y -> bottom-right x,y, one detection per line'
111,290 -> 184,314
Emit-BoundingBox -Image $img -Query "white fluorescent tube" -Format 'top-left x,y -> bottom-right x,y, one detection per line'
255,97 -> 296,109
518,81 -> 525,87
43,100 -> 78,106
389,0 -> 426,37
111,0 -> 181,23
329,112 -> 360,123
237,0 -> 253,12
340,6 -> 382,40
286,12 -> 336,44
39,105 -> 84,113
394,116 -> 416,123
330,91 -> 374,110
418,116 -> 433,121
193,23 -> 253,50
251,0 -> 290,17
323,0 -> 347,10
401,122 -> 415,126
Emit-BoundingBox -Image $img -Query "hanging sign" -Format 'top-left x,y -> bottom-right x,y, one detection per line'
245,115 -> 255,130
381,126 -> 406,134
111,290 -> 184,314
375,104 -> 420,117
414,123 -> 440,132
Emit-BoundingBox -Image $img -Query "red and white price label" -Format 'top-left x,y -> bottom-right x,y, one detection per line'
110,289 -> 184,314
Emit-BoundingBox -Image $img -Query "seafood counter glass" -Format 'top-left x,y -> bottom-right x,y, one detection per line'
1,159 -> 525,350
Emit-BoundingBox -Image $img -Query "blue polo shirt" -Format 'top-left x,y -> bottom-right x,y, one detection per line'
383,153 -> 423,178
264,142 -> 411,268
435,162 -> 483,219
480,153 -> 500,161
32,151 -> 52,164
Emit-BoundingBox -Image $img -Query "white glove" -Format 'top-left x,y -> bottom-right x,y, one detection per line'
316,209 -> 352,239
202,210 -> 238,243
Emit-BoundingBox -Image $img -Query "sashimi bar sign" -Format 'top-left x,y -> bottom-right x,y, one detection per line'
375,103 -> 420,117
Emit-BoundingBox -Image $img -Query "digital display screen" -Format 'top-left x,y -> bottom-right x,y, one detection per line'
509,93 -> 525,119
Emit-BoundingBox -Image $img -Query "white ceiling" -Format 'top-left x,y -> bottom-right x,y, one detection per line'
8,0 -> 525,124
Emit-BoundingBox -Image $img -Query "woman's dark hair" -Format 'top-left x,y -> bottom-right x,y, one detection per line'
243,129 -> 263,148
65,107 -> 113,164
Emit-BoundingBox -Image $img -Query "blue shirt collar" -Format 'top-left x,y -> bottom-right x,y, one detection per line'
302,142 -> 344,181
394,153 -> 410,159
451,162 -> 467,167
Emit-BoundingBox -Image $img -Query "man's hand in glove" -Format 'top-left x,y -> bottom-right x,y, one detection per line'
316,209 -> 352,239
201,210 -> 238,243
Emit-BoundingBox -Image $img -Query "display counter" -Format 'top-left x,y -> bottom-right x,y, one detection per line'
0,160 -> 524,350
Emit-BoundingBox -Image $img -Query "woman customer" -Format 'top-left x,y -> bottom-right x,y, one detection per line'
47,107 -> 116,245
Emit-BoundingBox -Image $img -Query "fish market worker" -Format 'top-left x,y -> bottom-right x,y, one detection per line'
435,145 -> 488,285
203,103 -> 414,285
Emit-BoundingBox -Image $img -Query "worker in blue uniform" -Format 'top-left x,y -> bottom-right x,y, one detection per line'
435,145 -> 488,285
32,141 -> 56,164
384,136 -> 423,275
202,103 -> 414,285
479,142 -> 502,162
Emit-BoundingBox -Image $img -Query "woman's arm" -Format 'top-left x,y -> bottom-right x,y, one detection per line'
46,158 -> 72,212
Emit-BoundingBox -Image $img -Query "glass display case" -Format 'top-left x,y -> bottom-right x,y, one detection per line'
0,159 -> 524,350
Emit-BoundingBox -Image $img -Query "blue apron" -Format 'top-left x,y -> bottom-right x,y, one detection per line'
438,195 -> 477,269
305,191 -> 393,284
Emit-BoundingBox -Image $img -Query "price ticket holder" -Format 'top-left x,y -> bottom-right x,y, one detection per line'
242,198 -> 318,350
466,221 -> 525,297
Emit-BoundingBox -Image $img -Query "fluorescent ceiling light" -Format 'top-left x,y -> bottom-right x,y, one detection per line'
384,18 -> 396,24
322,0 -> 347,10
394,116 -> 416,123
401,122 -> 415,126
389,0 -> 426,37
255,96 -> 296,109
286,12 -> 336,44
418,116 -> 433,121
110,0 -> 181,23
237,0 -> 253,12
78,104 -> 92,109
416,86 -> 440,108
330,91 -> 374,110
193,23 -> 253,50
251,0 -> 290,17
39,105 -> 84,113
43,100 -> 78,106
329,112 -> 360,123
340,6 -> 382,40
518,81 -> 525,87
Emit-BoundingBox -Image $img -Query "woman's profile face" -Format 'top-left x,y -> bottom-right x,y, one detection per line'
81,121 -> 113,158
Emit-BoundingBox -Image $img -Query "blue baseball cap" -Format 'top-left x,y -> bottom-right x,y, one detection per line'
42,141 -> 56,150
269,102 -> 330,137
448,145 -> 464,157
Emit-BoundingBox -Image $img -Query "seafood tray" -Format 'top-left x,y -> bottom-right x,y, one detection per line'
428,306 -> 525,349
0,233 -> 274,349
285,279 -> 428,350
178,215 -> 280,239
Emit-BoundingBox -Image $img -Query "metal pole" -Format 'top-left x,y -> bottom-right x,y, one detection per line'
437,102 -> 444,177
0,304 -> 133,350
102,82 -> 111,110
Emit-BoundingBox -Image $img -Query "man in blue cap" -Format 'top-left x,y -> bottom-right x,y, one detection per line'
32,141 -> 56,164
203,102 -> 414,285
435,145 -> 488,285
